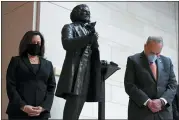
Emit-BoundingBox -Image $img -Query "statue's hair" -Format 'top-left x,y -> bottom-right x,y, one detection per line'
70,4 -> 90,22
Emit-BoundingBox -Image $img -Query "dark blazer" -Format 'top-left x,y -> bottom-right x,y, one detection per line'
173,85 -> 179,120
55,22 -> 102,102
6,56 -> 56,118
124,51 -> 177,120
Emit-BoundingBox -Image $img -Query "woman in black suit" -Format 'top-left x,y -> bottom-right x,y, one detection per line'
6,31 -> 56,120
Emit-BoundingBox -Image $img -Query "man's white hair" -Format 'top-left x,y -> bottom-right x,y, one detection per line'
146,36 -> 163,45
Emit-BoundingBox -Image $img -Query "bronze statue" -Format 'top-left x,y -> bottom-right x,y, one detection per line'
55,4 -> 120,120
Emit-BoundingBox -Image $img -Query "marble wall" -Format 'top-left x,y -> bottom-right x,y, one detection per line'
39,2 -> 178,119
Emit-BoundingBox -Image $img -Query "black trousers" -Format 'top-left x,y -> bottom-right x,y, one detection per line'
63,75 -> 90,120
63,62 -> 91,120
63,94 -> 86,120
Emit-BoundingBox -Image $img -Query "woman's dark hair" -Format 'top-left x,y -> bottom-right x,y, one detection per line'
19,30 -> 45,57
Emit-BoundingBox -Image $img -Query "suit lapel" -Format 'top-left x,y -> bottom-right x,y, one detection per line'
74,23 -> 88,36
156,57 -> 163,81
140,52 -> 156,83
37,57 -> 45,75
22,56 -> 45,75
22,56 -> 36,75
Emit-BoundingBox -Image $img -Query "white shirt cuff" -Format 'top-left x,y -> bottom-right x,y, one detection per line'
144,99 -> 150,106
160,98 -> 167,105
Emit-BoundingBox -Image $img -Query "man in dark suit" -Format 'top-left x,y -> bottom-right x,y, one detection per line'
173,84 -> 179,120
124,36 -> 177,120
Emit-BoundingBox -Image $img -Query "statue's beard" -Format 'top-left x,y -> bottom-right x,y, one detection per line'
80,17 -> 90,23
76,13 -> 90,23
